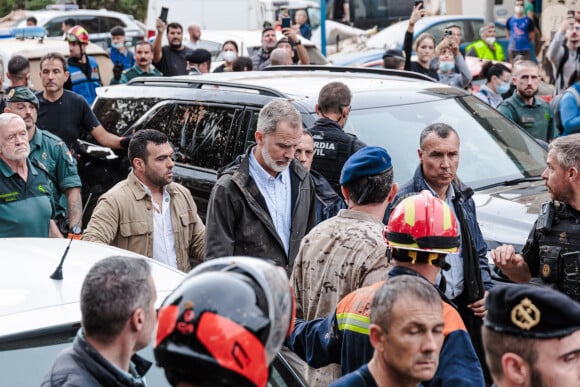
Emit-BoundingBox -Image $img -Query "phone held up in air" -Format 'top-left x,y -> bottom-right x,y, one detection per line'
282,17 -> 291,29
160,7 -> 169,23
568,10 -> 575,18
444,29 -> 452,38
414,0 -> 424,8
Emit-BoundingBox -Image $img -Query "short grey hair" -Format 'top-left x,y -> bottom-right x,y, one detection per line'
257,99 -> 301,135
549,133 -> 580,171
370,276 -> 441,332
419,123 -> 459,149
81,256 -> 153,342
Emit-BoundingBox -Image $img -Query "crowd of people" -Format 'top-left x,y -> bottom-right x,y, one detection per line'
2,1 -> 580,386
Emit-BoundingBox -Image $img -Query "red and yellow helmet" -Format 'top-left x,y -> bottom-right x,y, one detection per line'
66,25 -> 89,44
385,190 -> 459,258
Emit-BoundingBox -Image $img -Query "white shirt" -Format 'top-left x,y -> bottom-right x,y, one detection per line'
137,178 -> 178,268
248,150 -> 292,254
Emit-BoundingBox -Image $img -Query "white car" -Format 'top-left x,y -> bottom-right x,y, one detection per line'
0,238 -> 306,386
14,9 -> 146,50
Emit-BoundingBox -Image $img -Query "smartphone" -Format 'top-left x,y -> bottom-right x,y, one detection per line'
160,7 -> 169,23
414,0 -> 424,8
444,29 -> 452,38
282,17 -> 291,29
568,10 -> 575,18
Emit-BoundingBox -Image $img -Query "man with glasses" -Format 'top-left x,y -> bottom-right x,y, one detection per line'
0,113 -> 60,237
497,60 -> 555,142
547,14 -> 580,94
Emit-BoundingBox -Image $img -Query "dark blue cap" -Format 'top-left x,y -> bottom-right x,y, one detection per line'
340,146 -> 392,186
484,283 -> 580,339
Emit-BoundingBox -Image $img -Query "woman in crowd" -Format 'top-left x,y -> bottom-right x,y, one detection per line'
213,40 -> 239,73
404,3 -> 438,80
474,62 -> 511,108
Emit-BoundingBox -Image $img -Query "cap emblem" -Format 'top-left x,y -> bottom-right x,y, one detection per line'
510,297 -> 540,331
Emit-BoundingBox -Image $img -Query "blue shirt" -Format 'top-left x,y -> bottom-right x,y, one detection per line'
507,16 -> 534,51
424,181 -> 464,299
109,46 -> 135,70
248,150 -> 292,254
559,82 -> 580,136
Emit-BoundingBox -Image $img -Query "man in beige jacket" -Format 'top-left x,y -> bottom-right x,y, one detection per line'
83,129 -> 205,271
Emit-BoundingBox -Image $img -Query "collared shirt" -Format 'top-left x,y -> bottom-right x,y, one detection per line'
424,180 -> 464,299
248,149 -> 292,254
137,177 -> 177,268
497,93 -> 555,142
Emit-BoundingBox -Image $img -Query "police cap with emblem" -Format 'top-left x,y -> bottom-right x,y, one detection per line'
340,146 -> 392,186
484,283 -> 580,339
7,86 -> 39,110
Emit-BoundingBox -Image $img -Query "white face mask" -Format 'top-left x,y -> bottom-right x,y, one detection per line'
515,5 -> 523,14
484,37 -> 496,46
112,42 -> 124,50
223,50 -> 236,62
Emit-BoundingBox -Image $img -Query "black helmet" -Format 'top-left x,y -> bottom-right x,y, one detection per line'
154,257 -> 294,387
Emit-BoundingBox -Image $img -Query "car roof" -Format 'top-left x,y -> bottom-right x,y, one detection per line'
0,38 -> 113,87
0,238 -> 185,337
103,68 -> 465,111
19,9 -> 137,23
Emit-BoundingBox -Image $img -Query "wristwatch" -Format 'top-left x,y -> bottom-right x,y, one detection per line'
294,39 -> 302,45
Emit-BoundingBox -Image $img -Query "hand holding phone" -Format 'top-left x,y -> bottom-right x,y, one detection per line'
568,10 -> 575,18
160,7 -> 169,23
414,0 -> 424,8
282,17 -> 291,29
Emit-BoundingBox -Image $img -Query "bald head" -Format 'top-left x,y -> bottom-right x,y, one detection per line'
270,48 -> 292,66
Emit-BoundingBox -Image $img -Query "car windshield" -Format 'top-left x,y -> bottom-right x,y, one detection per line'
345,95 -> 547,189
366,20 -> 407,49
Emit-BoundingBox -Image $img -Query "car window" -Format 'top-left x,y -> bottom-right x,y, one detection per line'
164,103 -> 241,170
424,20 -> 468,43
94,97 -> 162,136
102,16 -> 127,31
43,16 -> 68,36
0,327 -> 303,386
74,15 -> 100,34
345,95 -> 546,188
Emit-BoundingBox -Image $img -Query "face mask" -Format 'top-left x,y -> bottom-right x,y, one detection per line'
484,37 -> 496,46
515,6 -> 523,14
223,50 -> 236,62
112,42 -> 124,50
439,61 -> 455,72
496,81 -> 511,94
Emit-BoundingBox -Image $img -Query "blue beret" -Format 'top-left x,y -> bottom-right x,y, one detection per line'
340,146 -> 392,186
484,284 -> 580,339
7,86 -> 38,110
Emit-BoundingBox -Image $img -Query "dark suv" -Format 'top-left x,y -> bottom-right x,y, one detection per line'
87,67 -> 549,253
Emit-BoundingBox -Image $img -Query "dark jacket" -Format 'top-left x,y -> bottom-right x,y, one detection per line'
287,266 -> 485,386
311,169 -> 346,224
204,146 -> 316,274
41,330 -> 151,387
310,117 -> 366,195
385,165 -> 493,295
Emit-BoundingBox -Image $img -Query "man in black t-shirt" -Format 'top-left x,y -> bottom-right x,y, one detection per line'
35,52 -> 128,152
152,19 -> 194,76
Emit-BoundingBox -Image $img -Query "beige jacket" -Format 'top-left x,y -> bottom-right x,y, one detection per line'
83,172 -> 205,271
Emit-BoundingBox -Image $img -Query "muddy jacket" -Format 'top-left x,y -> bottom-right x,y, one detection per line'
83,172 -> 206,271
287,266 -> 485,386
204,146 -> 316,274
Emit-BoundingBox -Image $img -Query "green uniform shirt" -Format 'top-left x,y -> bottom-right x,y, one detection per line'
497,93 -> 556,142
0,157 -> 54,237
29,127 -> 81,218
119,65 -> 162,84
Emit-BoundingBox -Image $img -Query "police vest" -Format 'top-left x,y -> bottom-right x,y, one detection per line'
310,126 -> 357,195
68,56 -> 101,105
465,40 -> 505,62
537,202 -> 580,301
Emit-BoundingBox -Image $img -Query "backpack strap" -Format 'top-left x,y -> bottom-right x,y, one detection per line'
557,44 -> 570,90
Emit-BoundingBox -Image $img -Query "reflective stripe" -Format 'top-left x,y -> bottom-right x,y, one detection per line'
336,312 -> 370,334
